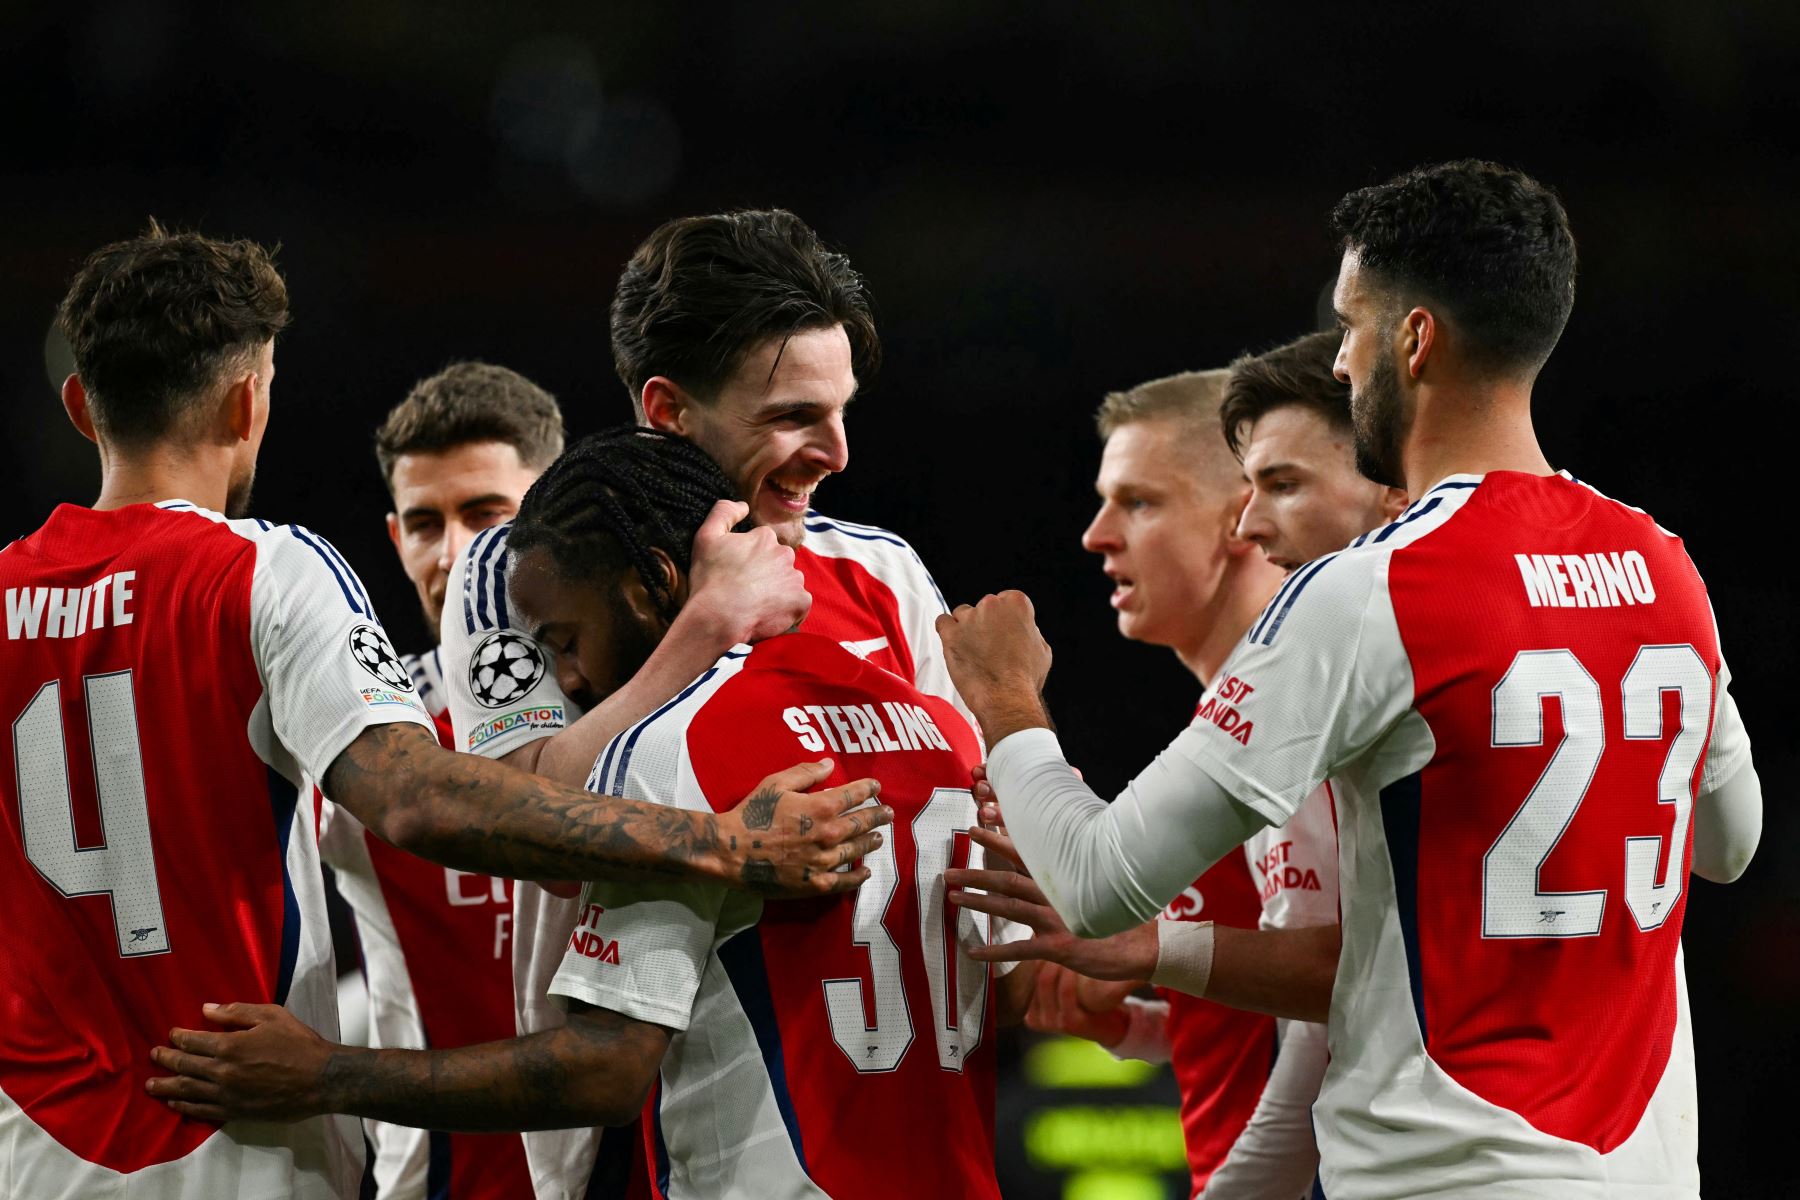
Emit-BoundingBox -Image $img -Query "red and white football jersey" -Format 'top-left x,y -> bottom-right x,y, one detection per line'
0,500 -> 435,1200
320,648 -> 531,1200
1179,472 -> 1753,1199
438,509 -> 972,1199
550,631 -> 1000,1200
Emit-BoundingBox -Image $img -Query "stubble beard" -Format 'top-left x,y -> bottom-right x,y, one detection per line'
224,467 -> 257,520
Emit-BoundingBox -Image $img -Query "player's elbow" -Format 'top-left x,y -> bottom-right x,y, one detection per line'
1065,903 -> 1136,941
1694,837 -> 1758,885
372,802 -> 441,858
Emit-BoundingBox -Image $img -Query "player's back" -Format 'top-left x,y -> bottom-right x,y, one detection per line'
0,502 -> 398,1199
1313,471 -> 1747,1196
553,632 -> 1000,1200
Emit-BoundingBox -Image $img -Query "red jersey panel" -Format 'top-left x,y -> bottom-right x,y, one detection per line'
552,633 -> 999,1200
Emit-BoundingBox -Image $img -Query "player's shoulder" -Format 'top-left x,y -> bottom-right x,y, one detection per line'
804,510 -> 928,569
803,509 -> 947,602
586,646 -> 752,800
452,521 -> 517,637
157,503 -> 379,616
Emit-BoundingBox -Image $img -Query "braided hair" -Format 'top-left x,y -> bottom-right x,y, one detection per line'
507,425 -> 746,618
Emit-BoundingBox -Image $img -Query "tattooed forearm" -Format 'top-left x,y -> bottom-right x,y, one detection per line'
320,1010 -> 668,1131
325,723 -> 723,885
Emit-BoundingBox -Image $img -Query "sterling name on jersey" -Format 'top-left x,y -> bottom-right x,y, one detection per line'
438,508 -> 968,1199
550,632 -> 1000,1200
0,501 -> 434,1200
1177,472 -> 1752,1200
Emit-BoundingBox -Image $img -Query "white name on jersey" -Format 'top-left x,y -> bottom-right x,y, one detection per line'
1514,552 -> 1656,609
6,571 -> 136,639
782,702 -> 952,755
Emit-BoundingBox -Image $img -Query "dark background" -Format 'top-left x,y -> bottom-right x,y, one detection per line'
3,2 -> 1794,1193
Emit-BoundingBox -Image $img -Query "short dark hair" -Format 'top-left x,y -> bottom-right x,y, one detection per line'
508,426 -> 745,619
609,209 -> 880,413
1221,331 -> 1349,459
1330,160 -> 1577,373
375,362 -> 565,492
55,220 -> 290,447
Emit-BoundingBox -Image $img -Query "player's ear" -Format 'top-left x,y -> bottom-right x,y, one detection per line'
1380,486 -> 1409,521
1404,307 -> 1436,381
640,378 -> 689,435
222,369 -> 259,443
385,511 -> 402,552
618,549 -> 685,634
61,375 -> 99,444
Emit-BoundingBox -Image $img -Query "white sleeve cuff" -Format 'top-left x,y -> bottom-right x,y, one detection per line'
1107,996 -> 1172,1064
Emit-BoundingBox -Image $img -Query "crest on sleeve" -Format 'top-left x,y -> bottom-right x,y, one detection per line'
470,630 -> 547,708
348,623 -> 415,692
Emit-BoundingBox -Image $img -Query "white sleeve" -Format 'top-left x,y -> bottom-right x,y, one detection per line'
1245,784 -> 1340,932
1701,657 -> 1752,794
546,730 -> 725,1031
1173,550 -> 1414,825
249,526 -> 432,784
987,728 -> 1269,939
440,523 -> 578,758
1201,1019 -> 1327,1200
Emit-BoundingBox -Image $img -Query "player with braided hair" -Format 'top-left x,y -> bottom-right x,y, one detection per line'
149,428 -> 1011,1200
435,210 -> 994,1197
506,426 -> 742,622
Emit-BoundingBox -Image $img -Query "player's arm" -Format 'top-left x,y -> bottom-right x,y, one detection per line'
476,501 -> 808,787
325,723 -> 887,896
949,830 -> 1337,1023
1691,678 -> 1759,884
148,1000 -> 667,1130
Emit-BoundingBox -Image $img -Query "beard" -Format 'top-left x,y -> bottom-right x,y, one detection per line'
224,466 -> 257,520
1351,352 -> 1408,489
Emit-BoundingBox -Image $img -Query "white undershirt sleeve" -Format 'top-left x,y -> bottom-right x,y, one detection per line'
1202,1019 -> 1328,1200
986,728 -> 1269,939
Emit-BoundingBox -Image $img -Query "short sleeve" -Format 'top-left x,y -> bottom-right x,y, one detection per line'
547,725 -> 727,1030
249,527 -> 432,785
1702,656 -> 1751,794
440,524 -> 577,758
1171,550 -> 1414,825
1244,783 -> 1340,931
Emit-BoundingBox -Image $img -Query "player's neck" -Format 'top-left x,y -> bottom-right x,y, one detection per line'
1401,381 -> 1554,496
92,443 -> 232,514
1175,554 -> 1285,686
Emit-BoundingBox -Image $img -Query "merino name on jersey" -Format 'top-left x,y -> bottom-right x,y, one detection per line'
1514,550 -> 1656,608
5,570 -> 136,638
782,700 -> 953,754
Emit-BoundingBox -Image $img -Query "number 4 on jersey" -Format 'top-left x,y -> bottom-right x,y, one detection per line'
13,671 -> 170,956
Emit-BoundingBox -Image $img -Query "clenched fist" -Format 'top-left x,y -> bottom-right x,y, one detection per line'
935,590 -> 1053,745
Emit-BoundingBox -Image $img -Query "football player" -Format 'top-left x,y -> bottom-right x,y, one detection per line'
939,161 -> 1762,1199
318,363 -> 561,1198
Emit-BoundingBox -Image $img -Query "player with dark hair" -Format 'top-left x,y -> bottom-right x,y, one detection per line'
147,428 -> 1012,1200
1224,331 -> 1407,573
0,223 -> 888,1200
435,208 -> 982,1196
938,161 -> 1762,1197
322,362 -> 558,1199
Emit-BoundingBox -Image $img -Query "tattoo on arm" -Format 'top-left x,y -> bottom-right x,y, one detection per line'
323,1009 -> 669,1131
324,723 -> 722,885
